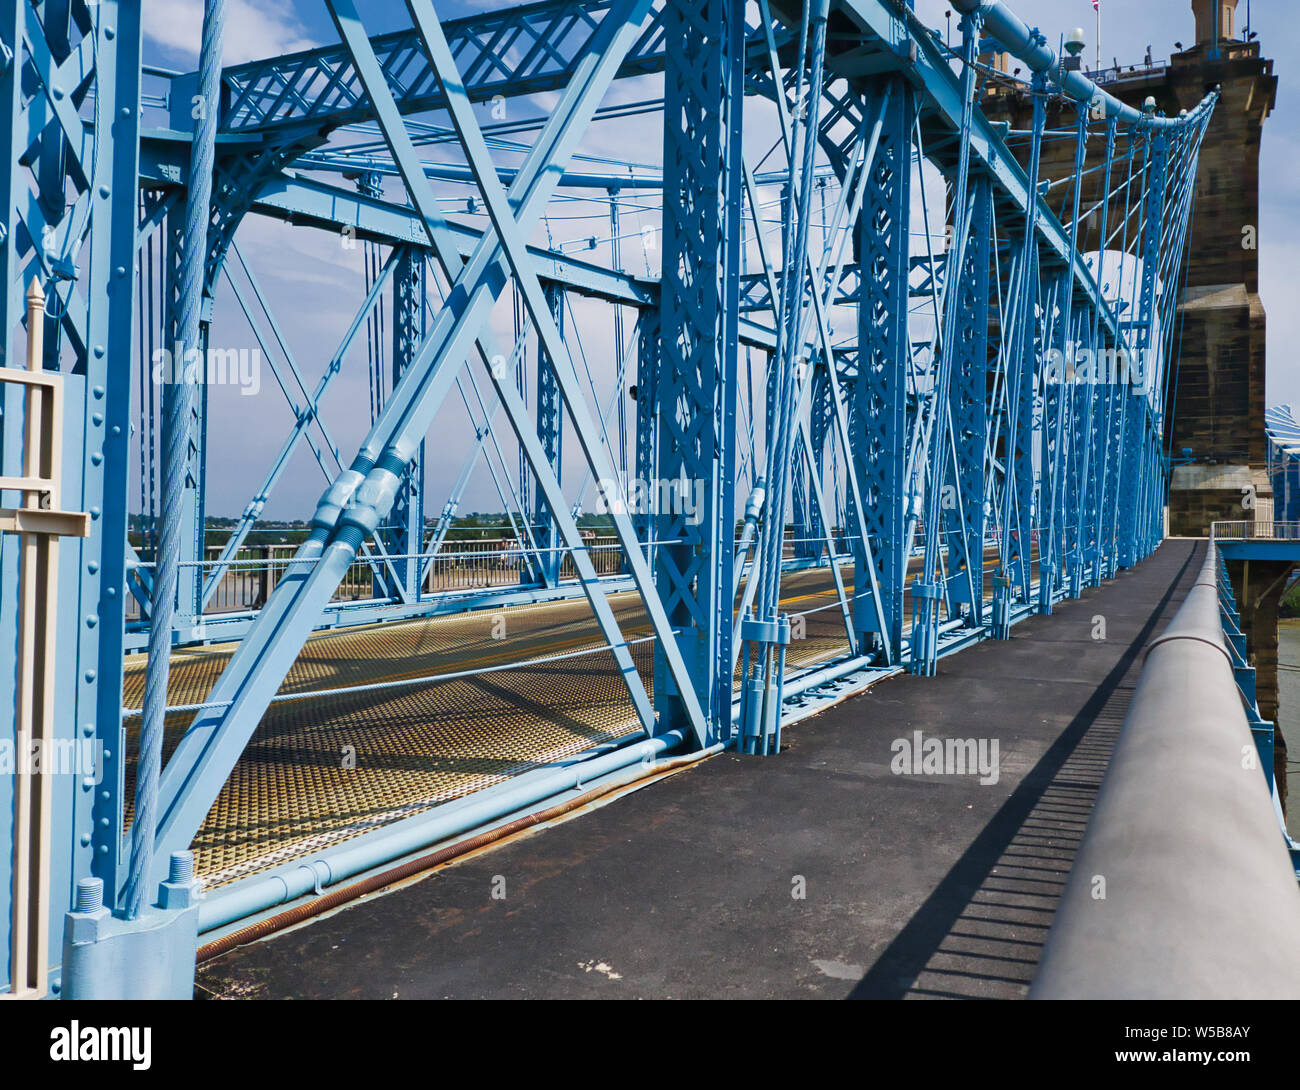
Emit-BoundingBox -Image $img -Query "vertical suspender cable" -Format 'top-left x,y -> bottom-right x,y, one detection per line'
127,0 -> 225,919
758,0 -> 829,621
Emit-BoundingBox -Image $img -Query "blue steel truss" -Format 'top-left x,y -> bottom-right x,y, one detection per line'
0,0 -> 1217,993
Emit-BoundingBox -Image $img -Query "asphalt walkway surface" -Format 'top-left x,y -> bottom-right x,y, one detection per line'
196,539 -> 1203,999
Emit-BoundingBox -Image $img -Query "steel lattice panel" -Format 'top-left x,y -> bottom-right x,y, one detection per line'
122,570 -> 853,885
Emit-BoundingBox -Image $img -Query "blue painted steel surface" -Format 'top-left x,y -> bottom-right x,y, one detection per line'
0,0 -> 1218,993
656,0 -> 744,743
1267,406 -> 1300,522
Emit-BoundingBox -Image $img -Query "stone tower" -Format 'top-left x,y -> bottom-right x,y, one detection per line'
1165,0 -> 1275,532
980,0 -> 1277,534
1191,0 -> 1239,47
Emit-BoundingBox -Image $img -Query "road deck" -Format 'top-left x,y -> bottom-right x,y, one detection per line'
196,540 -> 1203,999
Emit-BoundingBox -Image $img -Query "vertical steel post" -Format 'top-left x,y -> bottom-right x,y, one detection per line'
655,0 -> 744,742
853,76 -> 912,658
913,9 -> 979,673
128,0 -> 225,919
945,175 -> 993,624
1120,123 -> 1167,568
381,247 -> 425,599
0,0 -> 142,984
535,284 -> 564,586
1086,117 -> 1118,587
995,66 -> 1047,637
807,371 -> 832,557
1057,104 -> 1089,601
1037,271 -> 1066,613
634,309 -> 659,557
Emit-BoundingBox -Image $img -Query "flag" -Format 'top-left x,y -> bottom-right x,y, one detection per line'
1092,0 -> 1099,10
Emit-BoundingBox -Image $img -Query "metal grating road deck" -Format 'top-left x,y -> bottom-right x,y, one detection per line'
123,567 -> 856,885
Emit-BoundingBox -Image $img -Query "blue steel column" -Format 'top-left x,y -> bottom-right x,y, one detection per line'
380,247 -> 425,600
807,372 -> 831,556
1068,307 -> 1094,594
162,217 -> 207,627
1120,122 -> 1166,569
994,67 -> 1046,638
128,0 -> 224,918
535,284 -> 564,587
1055,104 -> 1089,602
633,308 -> 659,553
80,0 -> 145,917
1104,339 -> 1129,573
944,175 -> 992,624
655,0 -> 743,741
853,76 -> 912,658
913,8 -> 980,673
0,0 -> 143,981
1010,247 -> 1039,606
1085,118 -> 1118,587
1037,271 -> 1067,612
1063,319 -> 1081,594
1083,313 -> 1109,585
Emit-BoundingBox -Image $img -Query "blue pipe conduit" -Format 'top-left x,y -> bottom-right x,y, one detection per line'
953,0 -> 1217,131
198,728 -> 694,931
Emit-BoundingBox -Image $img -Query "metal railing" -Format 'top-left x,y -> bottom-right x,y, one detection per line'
126,536 -> 627,619
1090,62 -> 1168,86
1212,520 -> 1300,542
1031,541 -> 1300,998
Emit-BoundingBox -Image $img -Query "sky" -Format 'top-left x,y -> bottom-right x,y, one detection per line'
133,0 -> 1299,522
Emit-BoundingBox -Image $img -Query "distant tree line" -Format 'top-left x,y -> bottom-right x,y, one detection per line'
127,512 -> 621,551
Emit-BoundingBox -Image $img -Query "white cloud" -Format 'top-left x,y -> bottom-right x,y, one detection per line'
142,0 -> 317,66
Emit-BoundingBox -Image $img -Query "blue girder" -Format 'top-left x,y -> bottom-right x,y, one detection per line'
0,0 -> 1220,993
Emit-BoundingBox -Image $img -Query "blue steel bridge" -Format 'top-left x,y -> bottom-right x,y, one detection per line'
1,0 -> 1297,1000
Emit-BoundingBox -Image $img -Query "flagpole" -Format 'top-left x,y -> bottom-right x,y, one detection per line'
1096,1 -> 1101,73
